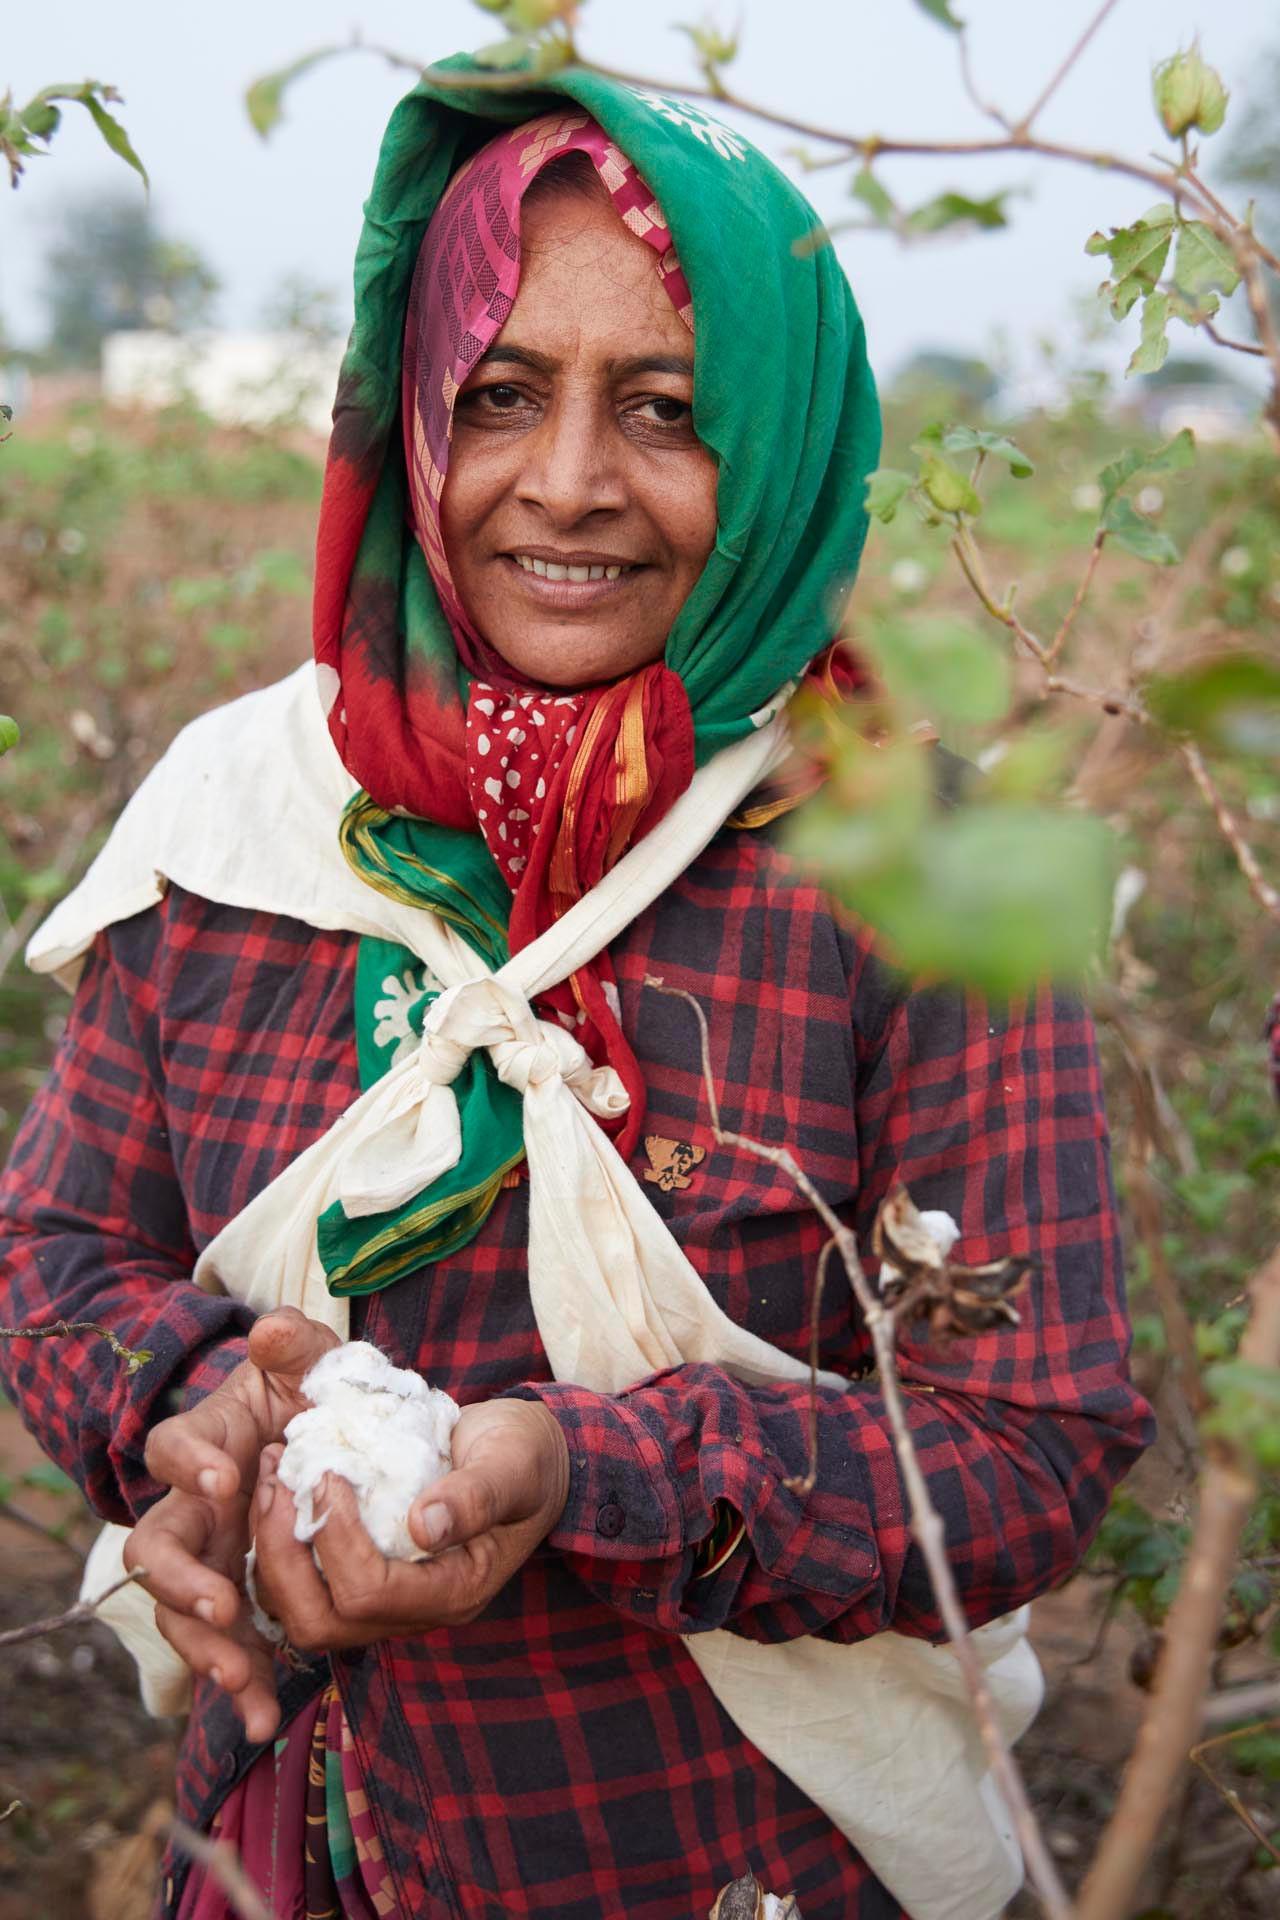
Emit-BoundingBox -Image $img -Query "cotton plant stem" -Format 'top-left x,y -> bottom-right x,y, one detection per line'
1048,530 -> 1106,664
1189,1718 -> 1280,1868
1121,1137 -> 1207,1420
0,1568 -> 145,1648
645,977 -> 1075,1920
1178,742 -> 1280,925
1009,0 -> 1124,138
169,1818 -> 274,1920
0,1317 -> 154,1373
1077,1242 -> 1280,1920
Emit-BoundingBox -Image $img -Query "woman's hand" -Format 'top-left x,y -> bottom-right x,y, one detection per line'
248,1397 -> 569,1657
123,1306 -> 340,1741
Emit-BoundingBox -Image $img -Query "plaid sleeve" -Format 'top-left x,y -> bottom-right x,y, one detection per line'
511,973 -> 1153,1643
0,921 -> 253,1526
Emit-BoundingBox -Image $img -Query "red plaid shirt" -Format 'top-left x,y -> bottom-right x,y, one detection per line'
0,810 -> 1152,1919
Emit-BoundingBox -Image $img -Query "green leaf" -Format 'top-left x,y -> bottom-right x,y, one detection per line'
871,615 -> 1012,729
918,451 -> 982,517
912,0 -> 964,27
1146,653 -> 1280,756
864,468 -> 914,523
1172,221 -> 1241,303
1128,290 -> 1171,376
245,47 -> 342,139
1098,429 -> 1195,507
0,715 -> 18,755
1085,206 -> 1175,319
850,167 -> 896,224
830,804 -> 1116,998
77,88 -> 148,189
906,190 -> 1010,237
939,424 -> 1034,478
1101,496 -> 1180,565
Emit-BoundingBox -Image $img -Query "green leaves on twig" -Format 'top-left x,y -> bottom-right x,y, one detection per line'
0,81 -> 147,191
1095,429 -> 1194,564
1086,206 -> 1241,377
246,47 -> 346,138
0,717 -> 19,757
864,422 -> 1034,532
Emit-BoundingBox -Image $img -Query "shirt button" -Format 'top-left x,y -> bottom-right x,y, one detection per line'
595,1501 -> 625,1539
219,1750 -> 238,1784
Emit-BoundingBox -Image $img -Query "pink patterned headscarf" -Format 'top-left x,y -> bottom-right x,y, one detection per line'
401,110 -> 693,677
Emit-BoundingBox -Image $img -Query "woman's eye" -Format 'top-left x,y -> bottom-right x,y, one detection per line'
637,396 -> 691,425
484,385 -> 523,411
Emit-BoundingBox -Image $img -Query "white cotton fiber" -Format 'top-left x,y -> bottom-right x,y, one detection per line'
277,1341 -> 461,1562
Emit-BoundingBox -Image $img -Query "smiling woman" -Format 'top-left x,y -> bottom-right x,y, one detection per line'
441,156 -> 717,688
0,52 -> 1151,1920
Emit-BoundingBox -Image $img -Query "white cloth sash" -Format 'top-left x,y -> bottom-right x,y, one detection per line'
40,666 -> 1039,1920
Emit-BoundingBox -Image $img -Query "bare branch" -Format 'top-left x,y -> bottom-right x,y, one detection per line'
1202,320 -> 1268,359
1121,1135 -> 1207,1421
644,977 -> 1074,1920
783,1235 -> 837,1497
1048,529 -> 1106,664
0,1318 -> 155,1374
0,1567 -> 146,1648
1078,1243 -> 1280,1920
955,31 -> 1010,131
1179,742 -> 1280,926
169,1818 -> 274,1920
1190,1717 -> 1280,1869
1010,0 -> 1125,139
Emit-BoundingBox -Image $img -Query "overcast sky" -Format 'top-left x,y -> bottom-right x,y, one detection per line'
1,0 -> 1272,388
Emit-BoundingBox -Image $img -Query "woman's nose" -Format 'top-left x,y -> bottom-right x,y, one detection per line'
513,396 -> 627,525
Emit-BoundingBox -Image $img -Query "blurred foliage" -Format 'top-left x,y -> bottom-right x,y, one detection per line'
0,80 -> 145,192
41,192 -> 219,368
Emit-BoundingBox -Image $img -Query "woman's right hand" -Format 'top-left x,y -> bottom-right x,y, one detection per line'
123,1306 -> 339,1741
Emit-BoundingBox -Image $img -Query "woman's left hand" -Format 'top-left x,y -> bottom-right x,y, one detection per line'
247,1397 -> 570,1656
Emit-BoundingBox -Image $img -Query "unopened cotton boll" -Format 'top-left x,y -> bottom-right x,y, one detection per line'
278,1341 -> 461,1561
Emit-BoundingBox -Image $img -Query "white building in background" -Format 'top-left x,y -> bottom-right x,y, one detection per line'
101,329 -> 346,434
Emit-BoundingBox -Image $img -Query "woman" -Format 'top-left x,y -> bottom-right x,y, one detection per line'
0,57 -> 1151,1920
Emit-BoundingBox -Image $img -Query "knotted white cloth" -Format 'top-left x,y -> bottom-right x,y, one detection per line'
47,665 -> 1039,1920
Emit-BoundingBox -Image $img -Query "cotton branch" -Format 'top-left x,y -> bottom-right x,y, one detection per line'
1189,1718 -> 1280,1869
0,1568 -> 146,1649
0,1317 -> 154,1372
1179,742 -> 1280,925
644,976 -> 1074,1920
1077,1241 -> 1280,1920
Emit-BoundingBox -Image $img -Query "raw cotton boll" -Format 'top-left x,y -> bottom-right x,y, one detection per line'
877,1208 -> 959,1292
278,1341 -> 461,1561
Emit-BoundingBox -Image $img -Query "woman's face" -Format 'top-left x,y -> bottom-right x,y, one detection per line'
440,186 -> 718,688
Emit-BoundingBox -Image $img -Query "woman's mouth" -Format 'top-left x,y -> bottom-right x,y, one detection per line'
502,552 -> 643,606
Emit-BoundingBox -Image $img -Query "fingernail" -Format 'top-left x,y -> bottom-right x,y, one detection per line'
195,1597 -> 217,1624
198,1467 -> 221,1498
419,1501 -> 450,1547
258,1478 -> 275,1517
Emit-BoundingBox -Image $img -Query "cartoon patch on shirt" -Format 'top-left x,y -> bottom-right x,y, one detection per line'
643,1136 -> 706,1192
